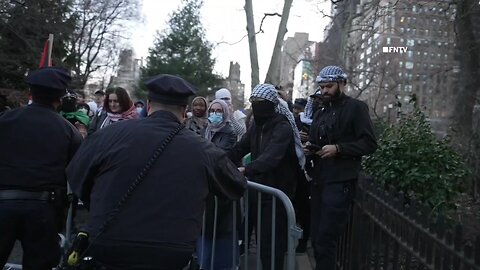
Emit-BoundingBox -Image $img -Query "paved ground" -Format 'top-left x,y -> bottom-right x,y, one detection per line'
5,207 -> 315,269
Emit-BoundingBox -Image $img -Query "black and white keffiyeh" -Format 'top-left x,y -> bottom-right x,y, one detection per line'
251,84 -> 306,169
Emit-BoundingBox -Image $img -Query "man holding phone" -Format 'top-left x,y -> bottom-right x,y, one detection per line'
305,65 -> 377,270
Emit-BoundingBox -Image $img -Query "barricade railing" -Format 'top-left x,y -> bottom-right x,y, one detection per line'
198,180 -> 303,270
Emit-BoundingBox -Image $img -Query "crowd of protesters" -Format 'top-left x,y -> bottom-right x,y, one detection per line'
0,65 -> 377,270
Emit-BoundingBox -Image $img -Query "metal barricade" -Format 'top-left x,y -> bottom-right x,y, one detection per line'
198,180 -> 303,270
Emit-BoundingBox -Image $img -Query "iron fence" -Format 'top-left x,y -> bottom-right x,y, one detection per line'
336,178 -> 480,270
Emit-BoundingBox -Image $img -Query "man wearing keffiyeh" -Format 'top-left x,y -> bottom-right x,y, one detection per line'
228,83 -> 305,270
306,65 -> 377,270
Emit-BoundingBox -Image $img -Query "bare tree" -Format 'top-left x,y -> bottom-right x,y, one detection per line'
264,0 -> 294,85
244,0 -> 260,90
450,0 -> 480,146
244,0 -> 294,87
65,0 -> 139,89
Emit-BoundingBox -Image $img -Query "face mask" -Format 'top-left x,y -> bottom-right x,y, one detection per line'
252,100 -> 275,125
136,107 -> 143,115
208,112 -> 223,125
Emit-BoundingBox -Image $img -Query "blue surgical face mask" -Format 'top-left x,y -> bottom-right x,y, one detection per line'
208,112 -> 223,125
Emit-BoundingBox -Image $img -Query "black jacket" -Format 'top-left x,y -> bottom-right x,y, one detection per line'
0,103 -> 82,191
202,123 -> 239,236
203,123 -> 237,151
308,94 -> 377,183
87,110 -> 107,135
66,111 -> 247,247
228,113 -> 300,198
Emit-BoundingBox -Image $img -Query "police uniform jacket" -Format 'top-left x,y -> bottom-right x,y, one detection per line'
0,103 -> 82,191
308,94 -> 377,183
66,110 -> 247,247
228,113 -> 300,198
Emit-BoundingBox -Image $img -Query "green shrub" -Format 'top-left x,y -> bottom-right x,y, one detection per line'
363,109 -> 470,211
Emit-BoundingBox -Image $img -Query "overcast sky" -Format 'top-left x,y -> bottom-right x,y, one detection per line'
130,0 -> 332,94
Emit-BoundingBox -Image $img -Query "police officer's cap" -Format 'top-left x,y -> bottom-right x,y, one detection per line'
26,67 -> 71,91
145,74 -> 197,106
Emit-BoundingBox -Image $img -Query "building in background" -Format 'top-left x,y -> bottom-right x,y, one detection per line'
345,0 -> 459,135
110,49 -> 143,98
223,61 -> 246,109
292,42 -> 320,100
279,32 -> 318,100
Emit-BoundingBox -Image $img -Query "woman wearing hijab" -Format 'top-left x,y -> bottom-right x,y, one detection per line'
185,96 -> 208,136
88,87 -> 138,135
197,99 -> 239,270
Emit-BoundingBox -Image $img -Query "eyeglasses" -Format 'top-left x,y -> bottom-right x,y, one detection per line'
209,109 -> 223,113
220,97 -> 231,101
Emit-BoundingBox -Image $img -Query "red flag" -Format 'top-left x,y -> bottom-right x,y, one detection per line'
38,39 -> 52,68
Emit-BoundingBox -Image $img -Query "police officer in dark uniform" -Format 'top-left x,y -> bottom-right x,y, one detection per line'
0,67 -> 82,269
66,74 -> 247,269
306,65 -> 377,270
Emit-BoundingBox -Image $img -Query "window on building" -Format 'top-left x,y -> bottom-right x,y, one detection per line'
399,72 -> 403,77
400,27 -> 404,33
444,54 -> 448,60
412,29 -> 416,35
413,5 -> 417,12
405,62 -> 414,69
407,39 -> 415,46
360,52 -> 365,59
366,47 -> 372,55
400,16 -> 405,23
425,29 -> 429,35
387,37 -> 391,44
407,51 -> 413,58
367,57 -> 371,64
399,61 -> 404,68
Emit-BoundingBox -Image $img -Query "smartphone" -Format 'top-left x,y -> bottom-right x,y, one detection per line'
305,143 -> 322,151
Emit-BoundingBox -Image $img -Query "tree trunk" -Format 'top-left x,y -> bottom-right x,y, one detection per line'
264,0 -> 294,85
450,0 -> 480,149
244,0 -> 260,90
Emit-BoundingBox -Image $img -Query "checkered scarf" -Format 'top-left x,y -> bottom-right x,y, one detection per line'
251,84 -> 305,168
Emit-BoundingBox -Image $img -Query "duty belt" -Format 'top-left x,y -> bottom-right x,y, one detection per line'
0,190 -> 54,201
